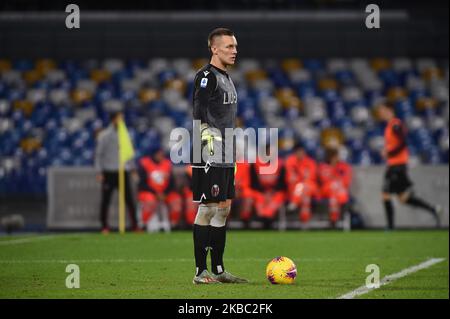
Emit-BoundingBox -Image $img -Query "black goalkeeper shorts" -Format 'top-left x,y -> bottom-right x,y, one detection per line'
382,164 -> 413,194
192,166 -> 235,203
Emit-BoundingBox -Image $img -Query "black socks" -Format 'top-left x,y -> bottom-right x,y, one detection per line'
384,200 -> 394,230
193,224 -> 211,276
210,226 -> 226,275
384,195 -> 438,230
406,196 -> 437,216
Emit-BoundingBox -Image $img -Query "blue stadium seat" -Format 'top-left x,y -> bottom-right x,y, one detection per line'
378,69 -> 401,87
268,69 -> 290,88
303,59 -> 323,72
13,59 -> 33,72
296,82 -> 316,99
395,100 -> 415,119
335,70 -> 355,86
158,70 -> 177,84
1,57 -> 447,194
320,89 -> 339,102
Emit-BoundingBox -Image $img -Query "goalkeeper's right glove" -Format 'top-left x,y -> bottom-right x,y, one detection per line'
201,124 -> 222,156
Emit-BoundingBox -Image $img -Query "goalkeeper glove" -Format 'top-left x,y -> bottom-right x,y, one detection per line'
201,124 -> 222,156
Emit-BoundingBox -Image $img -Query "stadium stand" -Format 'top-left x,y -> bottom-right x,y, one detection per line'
0,57 -> 448,198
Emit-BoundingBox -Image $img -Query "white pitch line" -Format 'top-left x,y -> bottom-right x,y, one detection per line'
0,235 -> 57,246
0,257 -> 304,264
337,258 -> 446,299
0,256 -> 434,264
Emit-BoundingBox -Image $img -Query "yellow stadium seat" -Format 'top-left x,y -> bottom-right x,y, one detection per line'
387,87 -> 407,102
236,117 -> 243,128
245,70 -> 267,82
370,58 -> 391,72
285,96 -> 303,110
416,97 -> 438,111
321,128 -> 344,147
422,67 -> 443,81
71,89 -> 93,104
91,69 -> 111,83
0,59 -> 12,73
13,100 -> 34,117
318,78 -> 338,91
20,138 -> 42,154
36,59 -> 56,76
23,70 -> 42,84
165,78 -> 186,93
274,88 -> 303,109
139,88 -> 160,103
192,59 -> 209,71
281,58 -> 303,72
275,87 -> 294,99
372,106 -> 383,122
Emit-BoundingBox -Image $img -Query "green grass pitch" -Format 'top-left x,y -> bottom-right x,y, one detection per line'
0,230 -> 448,299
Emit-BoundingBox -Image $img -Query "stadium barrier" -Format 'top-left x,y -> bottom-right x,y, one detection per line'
47,166 -> 449,230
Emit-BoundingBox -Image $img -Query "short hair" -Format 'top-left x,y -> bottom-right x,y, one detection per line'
109,110 -> 122,121
208,28 -> 234,52
293,140 -> 305,151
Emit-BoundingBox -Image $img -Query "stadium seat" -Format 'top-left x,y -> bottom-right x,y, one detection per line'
0,57 -> 448,194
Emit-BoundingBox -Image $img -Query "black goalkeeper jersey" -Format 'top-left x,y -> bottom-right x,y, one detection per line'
192,63 -> 237,168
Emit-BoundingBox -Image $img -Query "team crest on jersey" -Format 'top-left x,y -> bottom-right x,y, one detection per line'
211,184 -> 220,197
200,77 -> 208,88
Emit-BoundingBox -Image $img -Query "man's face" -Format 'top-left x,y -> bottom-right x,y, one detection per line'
154,149 -> 165,162
330,154 -> 339,166
377,105 -> 391,121
112,112 -> 123,127
211,35 -> 238,66
295,148 -> 306,159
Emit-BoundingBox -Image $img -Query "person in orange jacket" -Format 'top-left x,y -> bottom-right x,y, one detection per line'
285,142 -> 319,223
250,144 -> 286,229
378,102 -> 442,229
318,147 -> 352,227
137,146 -> 183,227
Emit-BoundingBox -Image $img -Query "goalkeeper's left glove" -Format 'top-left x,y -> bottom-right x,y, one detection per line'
201,124 -> 222,156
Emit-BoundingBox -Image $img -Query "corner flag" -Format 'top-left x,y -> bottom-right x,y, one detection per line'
117,117 -> 135,234
117,117 -> 135,164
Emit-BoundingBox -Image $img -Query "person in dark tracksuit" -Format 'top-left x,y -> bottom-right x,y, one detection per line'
95,111 -> 138,234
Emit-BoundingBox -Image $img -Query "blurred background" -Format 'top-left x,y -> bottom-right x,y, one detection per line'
0,0 -> 448,233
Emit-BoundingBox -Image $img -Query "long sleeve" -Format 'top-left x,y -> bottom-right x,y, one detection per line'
137,164 -> 155,193
94,132 -> 105,172
193,71 -> 217,124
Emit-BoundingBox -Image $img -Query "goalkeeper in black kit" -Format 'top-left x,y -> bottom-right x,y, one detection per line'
191,28 -> 248,284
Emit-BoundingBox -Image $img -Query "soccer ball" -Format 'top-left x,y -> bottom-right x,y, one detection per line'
266,256 -> 297,284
